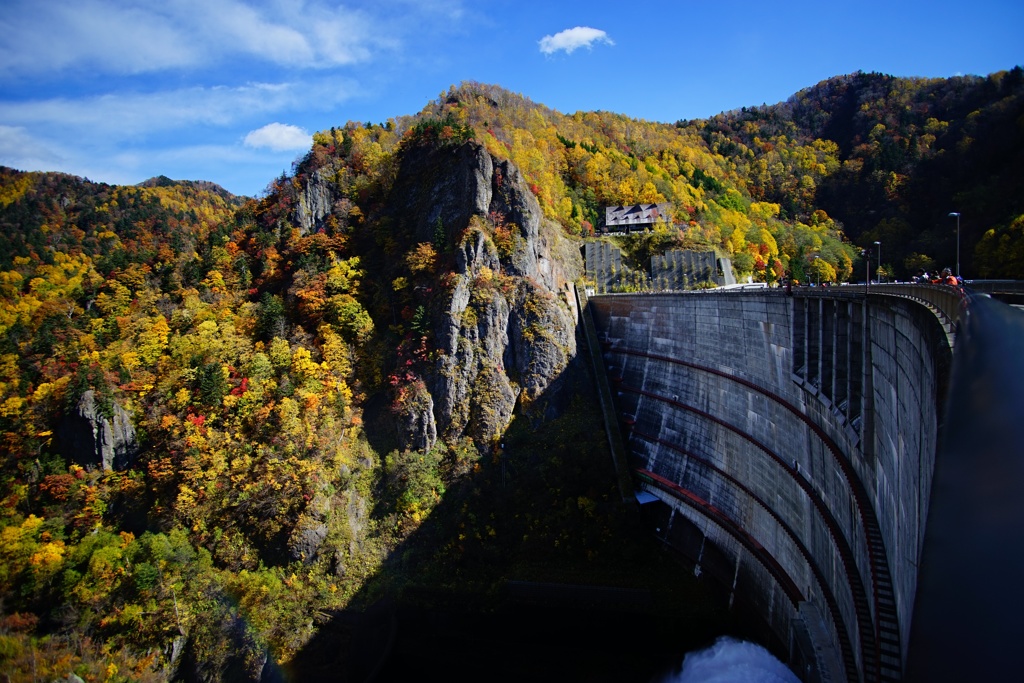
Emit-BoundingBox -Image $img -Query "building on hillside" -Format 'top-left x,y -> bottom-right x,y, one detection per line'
603,203 -> 673,233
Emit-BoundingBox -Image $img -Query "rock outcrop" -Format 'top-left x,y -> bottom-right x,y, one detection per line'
294,167 -> 335,235
386,141 -> 582,451
57,390 -> 139,471
288,517 -> 329,564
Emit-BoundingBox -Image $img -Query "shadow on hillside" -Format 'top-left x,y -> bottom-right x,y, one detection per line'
275,332 -> 737,683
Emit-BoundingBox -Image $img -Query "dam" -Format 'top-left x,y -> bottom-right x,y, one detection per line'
583,284 -> 1024,683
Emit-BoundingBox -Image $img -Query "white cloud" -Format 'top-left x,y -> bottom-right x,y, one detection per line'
0,0 -> 395,75
0,1 -> 471,193
196,0 -> 380,68
0,75 -> 360,193
0,79 -> 357,138
243,122 -> 311,151
0,125 -> 65,170
539,26 -> 614,55
0,1 -> 199,74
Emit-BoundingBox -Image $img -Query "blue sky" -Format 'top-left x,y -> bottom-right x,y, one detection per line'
1,0 -> 1021,197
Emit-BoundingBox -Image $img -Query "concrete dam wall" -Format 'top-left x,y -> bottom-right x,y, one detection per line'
588,290 -> 954,683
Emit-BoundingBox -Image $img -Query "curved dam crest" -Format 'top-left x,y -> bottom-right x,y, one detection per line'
587,287 -> 957,683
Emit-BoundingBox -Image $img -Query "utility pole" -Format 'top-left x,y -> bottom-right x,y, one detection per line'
948,212 -> 961,279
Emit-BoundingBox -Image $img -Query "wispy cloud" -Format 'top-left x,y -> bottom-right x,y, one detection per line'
243,123 -> 311,151
0,0 -> 391,76
539,27 -> 614,55
0,0 -> 470,193
0,1 -> 193,75
0,125 -> 66,170
5,137 -> 309,194
0,76 -> 353,192
0,79 -> 358,138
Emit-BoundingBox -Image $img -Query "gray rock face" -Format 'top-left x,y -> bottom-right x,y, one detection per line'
58,390 -> 139,471
389,143 -> 494,245
388,141 -> 582,450
507,282 -> 576,404
288,487 -> 335,563
165,635 -> 187,681
294,167 -> 334,235
288,520 -> 329,564
397,383 -> 438,452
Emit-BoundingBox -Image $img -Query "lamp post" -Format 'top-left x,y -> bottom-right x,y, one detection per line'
948,212 -> 961,278
873,241 -> 881,283
811,255 -> 820,286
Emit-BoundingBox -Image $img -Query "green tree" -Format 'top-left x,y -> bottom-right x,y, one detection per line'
255,293 -> 285,340
197,361 -> 227,407
732,251 -> 755,275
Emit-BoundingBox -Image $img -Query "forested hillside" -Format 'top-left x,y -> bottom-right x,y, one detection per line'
699,67 -> 1024,279
1,68 -> 1021,681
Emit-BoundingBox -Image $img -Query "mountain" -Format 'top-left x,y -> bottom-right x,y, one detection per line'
136,175 -> 241,203
0,69 -> 1022,680
698,67 -> 1024,278
0,167 -> 245,272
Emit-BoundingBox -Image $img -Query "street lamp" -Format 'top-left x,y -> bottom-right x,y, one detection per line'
948,212 -> 961,278
873,241 -> 881,283
811,255 -> 820,286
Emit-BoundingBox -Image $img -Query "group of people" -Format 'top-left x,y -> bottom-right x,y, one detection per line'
780,267 -> 962,295
912,268 -> 961,286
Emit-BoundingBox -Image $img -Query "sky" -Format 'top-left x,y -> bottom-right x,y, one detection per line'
1,0 -> 1022,197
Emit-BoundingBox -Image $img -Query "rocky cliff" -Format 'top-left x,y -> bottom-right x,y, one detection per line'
57,390 -> 139,471
383,141 -> 582,451
294,167 -> 335,235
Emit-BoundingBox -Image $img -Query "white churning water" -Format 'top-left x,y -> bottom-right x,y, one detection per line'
654,636 -> 801,683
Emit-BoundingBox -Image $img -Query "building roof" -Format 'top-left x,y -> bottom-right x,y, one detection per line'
605,203 -> 672,227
